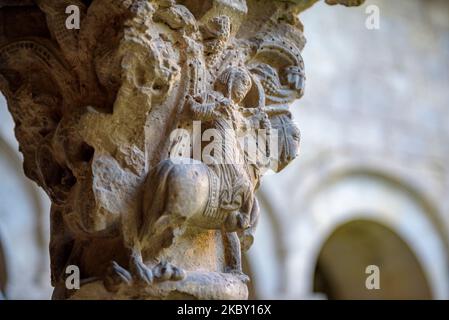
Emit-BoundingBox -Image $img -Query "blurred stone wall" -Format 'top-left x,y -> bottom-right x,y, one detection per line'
249,0 -> 449,299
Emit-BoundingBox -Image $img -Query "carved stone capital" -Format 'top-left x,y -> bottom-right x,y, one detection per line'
0,0 -> 363,299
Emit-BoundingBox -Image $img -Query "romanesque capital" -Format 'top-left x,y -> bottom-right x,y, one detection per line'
0,0 -> 363,299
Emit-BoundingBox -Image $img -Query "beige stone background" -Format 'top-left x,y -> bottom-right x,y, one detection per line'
1,0 -> 449,299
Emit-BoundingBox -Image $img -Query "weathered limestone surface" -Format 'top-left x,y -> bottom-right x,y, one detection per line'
0,0 -> 362,299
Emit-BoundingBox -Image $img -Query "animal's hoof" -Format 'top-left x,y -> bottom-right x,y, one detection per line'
130,258 -> 154,285
172,266 -> 186,281
104,261 -> 132,292
153,261 -> 186,282
112,261 -> 133,284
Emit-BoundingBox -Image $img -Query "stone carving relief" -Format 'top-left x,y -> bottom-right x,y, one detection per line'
0,0 -> 364,299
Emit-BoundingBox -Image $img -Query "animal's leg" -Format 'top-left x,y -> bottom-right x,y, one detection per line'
143,213 -> 186,282
239,197 -> 260,252
222,231 -> 249,282
106,222 -> 182,288
128,246 -> 153,285
105,247 -> 153,287
104,261 -> 132,292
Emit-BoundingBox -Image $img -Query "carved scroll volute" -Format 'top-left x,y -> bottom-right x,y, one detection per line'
0,0 -> 364,300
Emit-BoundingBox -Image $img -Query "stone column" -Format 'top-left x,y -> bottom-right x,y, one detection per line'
0,0 -> 363,300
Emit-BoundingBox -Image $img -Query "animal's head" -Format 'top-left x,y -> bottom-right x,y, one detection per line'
269,114 -> 301,172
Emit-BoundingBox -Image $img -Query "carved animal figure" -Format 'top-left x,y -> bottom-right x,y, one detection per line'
111,66 -> 265,285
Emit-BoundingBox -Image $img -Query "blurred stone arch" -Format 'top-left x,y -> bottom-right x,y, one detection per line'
284,164 -> 449,299
0,98 -> 52,299
313,218 -> 433,299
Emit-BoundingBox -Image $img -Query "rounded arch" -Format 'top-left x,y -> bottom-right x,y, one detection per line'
300,165 -> 449,253
313,219 -> 432,299
286,169 -> 449,299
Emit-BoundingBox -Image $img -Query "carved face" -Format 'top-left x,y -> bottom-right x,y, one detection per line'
284,65 -> 305,98
270,114 -> 301,172
215,67 -> 252,103
232,72 -> 252,103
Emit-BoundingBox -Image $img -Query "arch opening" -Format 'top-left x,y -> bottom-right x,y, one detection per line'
313,219 -> 432,299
